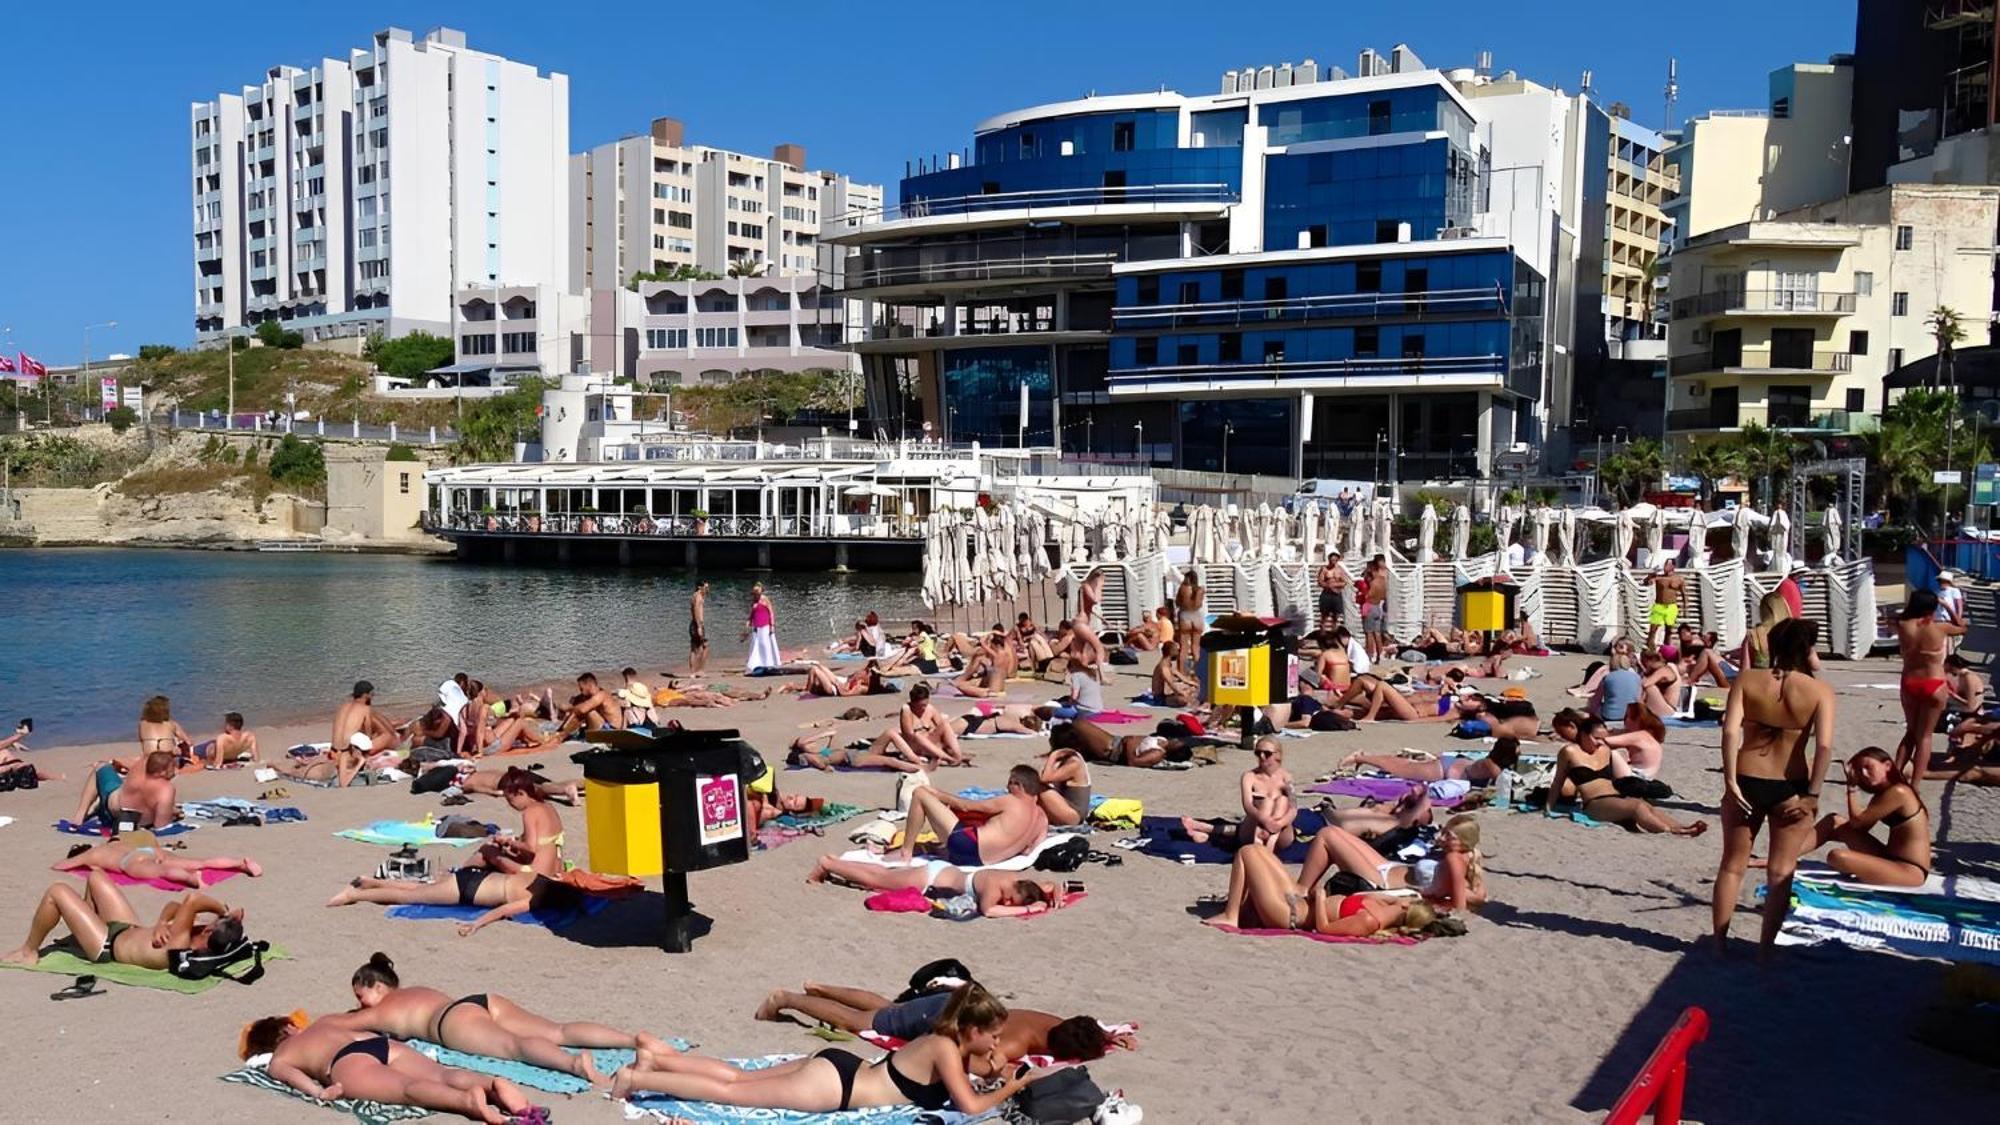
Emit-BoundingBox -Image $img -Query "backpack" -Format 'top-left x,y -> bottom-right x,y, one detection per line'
1614,776 -> 1675,801
1032,836 -> 1091,872
169,938 -> 271,984
1309,710 -> 1356,732
1009,1066 -> 1108,1124
894,958 -> 974,1002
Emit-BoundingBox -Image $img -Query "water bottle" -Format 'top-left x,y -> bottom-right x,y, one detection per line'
1495,769 -> 1515,809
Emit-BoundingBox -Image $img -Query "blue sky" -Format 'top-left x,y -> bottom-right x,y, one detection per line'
0,1 -> 1854,364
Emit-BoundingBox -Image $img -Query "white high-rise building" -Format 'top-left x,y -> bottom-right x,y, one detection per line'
190,27 -> 569,344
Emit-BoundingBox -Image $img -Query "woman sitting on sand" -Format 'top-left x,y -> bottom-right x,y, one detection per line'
240,1011 -> 541,1124
1035,744 -> 1093,828
1295,815 -> 1487,913
1778,747 -> 1931,887
786,729 -> 924,773
808,855 -> 1066,918
803,661 -> 890,699
1638,650 -> 1686,719
1179,737 -> 1296,850
56,838 -> 263,889
609,984 -> 1052,1115
1339,737 -> 1521,786
326,866 -> 586,939
468,768 -> 565,877
1547,717 -> 1707,836
325,952 -> 674,1089
1604,704 -> 1668,779
1049,717 -> 1189,768
1150,642 -> 1198,707
1567,639 -> 1638,699
1202,844 -> 1439,937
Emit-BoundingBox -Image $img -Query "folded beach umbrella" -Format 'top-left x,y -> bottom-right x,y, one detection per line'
1557,507 -> 1577,566
1822,504 -> 1842,562
1770,507 -> 1793,574
1531,506 -> 1553,568
1418,504 -> 1439,563
1450,504 -> 1471,560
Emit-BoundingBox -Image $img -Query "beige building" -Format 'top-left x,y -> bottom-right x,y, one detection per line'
325,445 -> 433,541
571,117 -> 882,291
1662,59 -> 1854,250
1605,114 -> 1680,354
1665,183 -> 2000,447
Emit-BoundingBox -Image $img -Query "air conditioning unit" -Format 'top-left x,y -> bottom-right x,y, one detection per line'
1690,381 -> 1705,397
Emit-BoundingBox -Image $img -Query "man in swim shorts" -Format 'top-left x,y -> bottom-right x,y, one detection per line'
71,750 -> 178,830
894,764 -> 1049,866
1646,560 -> 1685,648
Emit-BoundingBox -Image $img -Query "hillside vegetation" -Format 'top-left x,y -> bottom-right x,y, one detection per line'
130,344 -> 460,431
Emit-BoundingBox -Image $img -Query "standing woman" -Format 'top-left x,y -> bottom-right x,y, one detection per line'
1174,570 -> 1205,676
1736,592 -> 1792,672
744,583 -> 782,675
1713,617 -> 1837,961
1895,589 -> 1965,783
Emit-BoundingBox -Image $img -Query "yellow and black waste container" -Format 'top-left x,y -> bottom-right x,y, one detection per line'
1202,614 -> 1298,747
572,727 -> 763,951
1456,576 -> 1521,636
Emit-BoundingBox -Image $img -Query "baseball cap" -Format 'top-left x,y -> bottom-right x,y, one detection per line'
1940,571 -> 1959,584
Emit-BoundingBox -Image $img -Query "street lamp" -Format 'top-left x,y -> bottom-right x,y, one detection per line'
1221,420 -> 1234,475
74,320 -> 117,423
1134,420 -> 1145,465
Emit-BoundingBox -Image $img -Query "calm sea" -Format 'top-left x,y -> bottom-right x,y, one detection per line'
0,548 -> 926,745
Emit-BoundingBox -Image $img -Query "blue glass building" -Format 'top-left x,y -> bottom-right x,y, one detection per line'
827,64 -> 1551,481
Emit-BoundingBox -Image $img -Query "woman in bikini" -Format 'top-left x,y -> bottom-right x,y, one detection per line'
609,983 -> 1050,1116
951,705 -> 1044,739
1338,737 -> 1522,786
1783,747 -> 1931,887
803,661 -> 888,699
1201,843 -> 1440,936
1179,737 -> 1296,850
241,1012 -> 538,1124
1294,814 -> 1487,913
4,875 -> 244,968
55,838 -> 263,889
1604,703 -> 1668,779
1331,674 -> 1423,722
1035,744 -> 1093,827
1736,591 -> 1792,672
1567,638 -> 1638,699
1048,716 -> 1186,769
1451,695 -> 1540,739
138,694 -> 196,770
325,866 -> 585,939
807,855 -> 1065,917
1547,716 -> 1707,836
469,768 -> 566,877
1637,649 -> 1686,719
1713,616 -> 1837,960
326,952 -> 675,1089
1174,571 -> 1205,675
1895,589 -> 1966,783
786,729 -> 924,773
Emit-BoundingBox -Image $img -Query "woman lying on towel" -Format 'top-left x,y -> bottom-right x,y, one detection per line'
610,983 -> 1053,1114
1330,674 -> 1425,722
1338,737 -> 1521,786
55,837 -> 263,889
1050,717 -> 1190,768
807,855 -> 1067,918
755,982 -> 1131,1067
1548,717 -> 1707,837
4,874 -> 246,968
1776,747 -> 1931,887
1179,737 -> 1296,850
324,867 -> 585,938
952,704 -> 1045,739
323,952 -> 679,1089
241,1011 -> 542,1124
1201,845 -> 1439,937
786,729 -> 925,773
802,661 -> 891,699
1294,815 -> 1487,913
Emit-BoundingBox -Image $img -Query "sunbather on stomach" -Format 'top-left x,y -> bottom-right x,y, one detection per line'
239,1013 -> 538,1124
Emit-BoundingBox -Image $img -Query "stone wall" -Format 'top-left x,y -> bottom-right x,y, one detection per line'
5,484 -> 306,546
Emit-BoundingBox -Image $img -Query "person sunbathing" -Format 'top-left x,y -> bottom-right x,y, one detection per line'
1638,650 -> 1686,719
1678,639 -> 1733,690
899,683 -> 968,766
1179,737 -> 1296,850
1150,642 -> 1198,707
1604,704 -> 1667,779
56,838 -> 262,889
71,749 -> 178,829
808,855 -> 1064,917
1331,674 -> 1422,722
468,768 -> 566,877
786,729 -> 923,773
405,707 -> 459,763
240,1012 -> 537,1124
1452,695 -> 1540,739
325,867 -> 586,939
1013,614 -> 1057,673
326,951 -> 677,1090
1339,738 -> 1520,786
189,711 -> 261,769
1294,815 -> 1487,913
950,634 -> 1011,699
610,983 -> 1049,1114
895,765 -> 1050,866
4,874 -> 244,968
878,621 -> 943,676
652,678 -> 771,709
804,661 -> 889,699
1034,744 -> 1093,827
1548,716 -> 1707,836
1317,783 -> 1435,839
333,681 -> 404,787
549,673 -> 624,741
952,705 -> 1045,739
1201,844 -> 1439,937
1049,717 -> 1189,768
754,982 -> 1130,1070
450,768 -> 580,805
1783,747 -> 1930,887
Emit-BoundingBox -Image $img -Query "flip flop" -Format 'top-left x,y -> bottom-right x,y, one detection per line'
259,787 -> 290,800
51,975 -> 104,1001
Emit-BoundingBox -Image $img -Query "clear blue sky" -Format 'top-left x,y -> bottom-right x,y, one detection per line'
0,0 -> 1854,364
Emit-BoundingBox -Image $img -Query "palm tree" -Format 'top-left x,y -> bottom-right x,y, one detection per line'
1734,422 -> 1800,510
1927,305 -> 1966,390
1600,437 -> 1666,505
1685,440 -> 1745,506
1873,386 -> 1989,524
727,257 -> 768,279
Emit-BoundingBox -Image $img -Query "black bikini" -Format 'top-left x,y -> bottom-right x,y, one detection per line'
1737,775 -> 1811,814
813,1048 -> 952,1112
454,867 -> 494,906
331,1035 -> 391,1072
1568,760 -> 1617,789
816,1049 -> 865,1110
433,993 -> 491,1041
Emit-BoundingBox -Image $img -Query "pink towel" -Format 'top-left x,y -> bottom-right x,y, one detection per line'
1084,709 -> 1151,725
863,887 -> 932,913
64,868 -> 240,892
1211,923 -> 1420,945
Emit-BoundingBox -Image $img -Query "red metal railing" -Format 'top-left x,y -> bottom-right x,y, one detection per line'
1605,1006 -> 1710,1125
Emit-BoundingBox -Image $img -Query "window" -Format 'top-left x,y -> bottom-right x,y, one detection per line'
1846,388 -> 1865,413
460,334 -> 495,355
1136,277 -> 1158,305
1113,121 -> 1135,152
1771,96 -> 1791,119
1354,325 -> 1379,358
1849,330 -> 1868,355
398,472 -> 410,495
1178,281 -> 1201,305
1135,337 -> 1158,366
501,331 -> 535,354
1894,224 -> 1914,251
1263,340 -> 1286,364
740,224 -> 763,240
1853,271 -> 1872,296
1220,271 -> 1244,301
1219,333 -> 1241,362
1767,385 -> 1811,428
1305,224 -> 1327,248
1102,169 -> 1126,189
654,208 -> 664,223
1892,292 -> 1909,316
1356,261 -> 1382,292
1019,131 -> 1035,158
1375,220 -> 1403,243
668,211 -> 693,229
646,328 -> 669,349
1888,347 -> 1905,371
1368,99 -> 1392,136
1177,342 -> 1199,366
1263,276 -> 1288,302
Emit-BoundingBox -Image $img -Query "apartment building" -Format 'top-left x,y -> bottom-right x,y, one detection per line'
1663,183 -> 1999,449
1604,115 -> 1677,349
1851,0 -> 1998,190
191,27 -> 570,344
1661,59 -> 1853,250
570,118 -> 883,291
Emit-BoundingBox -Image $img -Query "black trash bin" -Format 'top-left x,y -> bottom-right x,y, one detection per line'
572,726 -> 764,952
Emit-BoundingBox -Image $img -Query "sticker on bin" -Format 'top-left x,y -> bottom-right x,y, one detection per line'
1217,653 -> 1249,692
697,773 -> 743,846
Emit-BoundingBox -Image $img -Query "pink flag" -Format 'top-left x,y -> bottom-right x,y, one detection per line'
18,353 -> 47,378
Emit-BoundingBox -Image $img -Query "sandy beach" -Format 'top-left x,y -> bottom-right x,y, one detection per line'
0,648 -> 1993,1123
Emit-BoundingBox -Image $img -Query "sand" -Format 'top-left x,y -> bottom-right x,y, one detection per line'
0,650 -> 1993,1123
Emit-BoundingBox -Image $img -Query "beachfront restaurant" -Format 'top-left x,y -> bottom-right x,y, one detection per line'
423,460 -> 982,570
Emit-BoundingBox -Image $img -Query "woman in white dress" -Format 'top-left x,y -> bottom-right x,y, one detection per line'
744,584 -> 782,674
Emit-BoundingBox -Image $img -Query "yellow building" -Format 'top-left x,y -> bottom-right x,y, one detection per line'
1662,60 -> 1854,249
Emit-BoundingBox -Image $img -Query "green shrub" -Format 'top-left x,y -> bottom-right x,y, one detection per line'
230,336 -> 250,352
266,433 -> 325,488
366,332 -> 454,380
138,344 -> 177,361
105,405 -> 138,433
384,442 -> 420,462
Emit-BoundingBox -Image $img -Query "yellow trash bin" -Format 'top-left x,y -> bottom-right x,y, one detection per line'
582,776 -> 664,877
1456,579 -> 1520,635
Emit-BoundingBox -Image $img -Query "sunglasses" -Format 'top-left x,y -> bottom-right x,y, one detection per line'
1254,750 -> 1277,759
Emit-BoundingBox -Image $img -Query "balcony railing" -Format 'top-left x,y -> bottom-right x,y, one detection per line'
1669,406 -> 1880,433
1114,284 -> 1508,330
1109,352 -> 1507,388
841,253 -> 1119,292
1668,349 -> 1854,376
1670,289 -> 1856,318
827,183 -> 1239,231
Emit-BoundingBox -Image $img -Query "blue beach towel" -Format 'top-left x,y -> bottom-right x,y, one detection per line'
336,819 -> 496,847
410,1039 -> 689,1094
385,893 -> 611,931
1136,809 -> 1326,865
623,1054 -> 996,1124
1776,878 -> 2000,964
56,818 -> 196,838
1497,800 -> 1608,828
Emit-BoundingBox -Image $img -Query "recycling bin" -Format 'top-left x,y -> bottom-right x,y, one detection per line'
1456,577 -> 1520,635
1202,614 -> 1299,748
573,727 -> 764,951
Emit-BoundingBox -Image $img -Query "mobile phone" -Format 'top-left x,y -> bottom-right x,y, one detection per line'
1065,880 -> 1085,895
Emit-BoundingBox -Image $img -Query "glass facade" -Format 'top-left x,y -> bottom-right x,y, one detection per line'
972,110 -> 1183,163
940,346 -> 1054,447
1178,398 -> 1293,476
901,148 -> 1241,212
1264,139 -> 1485,249
1261,87 -> 1468,146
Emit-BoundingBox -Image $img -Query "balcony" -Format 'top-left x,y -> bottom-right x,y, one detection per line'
1669,406 -> 1880,434
840,253 -> 1119,294
826,183 -> 1239,238
1114,285 -> 1508,331
1108,352 -> 1508,395
1668,349 -> 1853,376
1670,289 -> 1855,319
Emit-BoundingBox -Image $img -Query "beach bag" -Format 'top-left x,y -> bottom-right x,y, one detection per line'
895,769 -> 932,813
1309,710 -> 1356,732
1089,798 -> 1144,831
434,815 -> 490,839
1450,719 -> 1491,739
1693,697 -> 1725,722
1615,776 -> 1675,801
169,938 -> 270,984
1107,648 -> 1139,665
1032,837 -> 1091,872
896,958 -> 974,1002
1010,1066 -> 1108,1124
